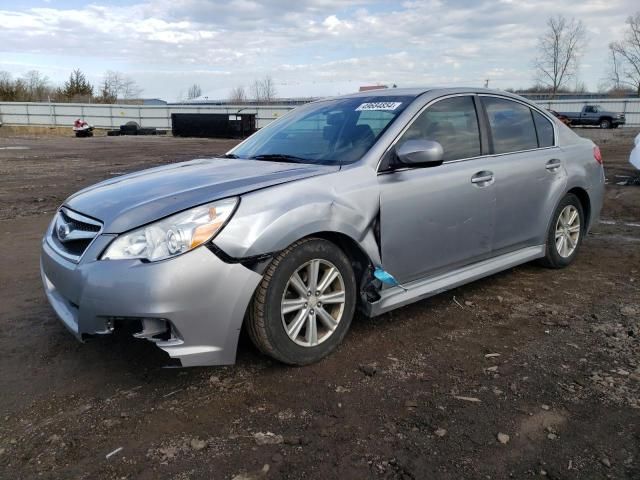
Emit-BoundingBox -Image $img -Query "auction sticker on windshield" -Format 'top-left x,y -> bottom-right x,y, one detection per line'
355,102 -> 402,111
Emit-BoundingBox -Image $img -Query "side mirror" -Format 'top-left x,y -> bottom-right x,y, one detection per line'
395,139 -> 444,167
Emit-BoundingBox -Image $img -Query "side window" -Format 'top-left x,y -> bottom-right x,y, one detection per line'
399,96 -> 481,161
532,110 -> 554,148
482,97 -> 538,154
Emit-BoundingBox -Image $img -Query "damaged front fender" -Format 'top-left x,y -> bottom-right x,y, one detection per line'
213,165 -> 383,267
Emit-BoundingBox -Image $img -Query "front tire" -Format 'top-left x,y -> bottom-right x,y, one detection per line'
539,194 -> 584,269
247,238 -> 356,365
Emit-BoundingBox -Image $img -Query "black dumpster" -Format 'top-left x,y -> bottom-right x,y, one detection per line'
171,113 -> 256,138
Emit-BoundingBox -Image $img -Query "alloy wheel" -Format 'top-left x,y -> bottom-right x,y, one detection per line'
280,259 -> 346,347
555,205 -> 581,258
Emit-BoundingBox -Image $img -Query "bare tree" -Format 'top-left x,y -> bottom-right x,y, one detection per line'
98,70 -> 143,103
249,80 -> 261,102
120,77 -> 142,101
22,70 -> 51,101
534,15 -> 587,98
0,71 -> 11,94
187,83 -> 202,100
605,48 -> 623,91
608,13 -> 640,96
0,71 -> 21,101
260,75 -> 276,102
98,78 -> 116,103
250,76 -> 277,103
0,70 -> 61,101
229,85 -> 247,103
98,71 -> 123,103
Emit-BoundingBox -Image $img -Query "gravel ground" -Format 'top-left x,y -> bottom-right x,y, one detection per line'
0,129 -> 639,479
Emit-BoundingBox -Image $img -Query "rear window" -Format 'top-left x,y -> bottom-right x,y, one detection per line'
482,97 -> 538,154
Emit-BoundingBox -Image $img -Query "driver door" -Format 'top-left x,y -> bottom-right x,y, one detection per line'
378,95 -> 498,284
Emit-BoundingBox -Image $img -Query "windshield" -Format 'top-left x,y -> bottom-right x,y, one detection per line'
230,95 -> 415,165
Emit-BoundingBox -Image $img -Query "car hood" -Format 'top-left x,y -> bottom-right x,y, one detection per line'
65,158 -> 338,233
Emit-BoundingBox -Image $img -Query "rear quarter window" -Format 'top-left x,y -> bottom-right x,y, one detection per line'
532,110 -> 554,148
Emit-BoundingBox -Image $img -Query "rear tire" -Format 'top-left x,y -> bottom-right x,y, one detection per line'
599,119 -> 611,129
539,194 -> 585,269
247,238 -> 356,365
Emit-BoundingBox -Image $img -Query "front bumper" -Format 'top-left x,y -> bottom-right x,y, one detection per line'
40,234 -> 262,367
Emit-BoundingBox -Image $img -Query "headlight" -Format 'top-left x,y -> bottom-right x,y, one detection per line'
102,198 -> 238,261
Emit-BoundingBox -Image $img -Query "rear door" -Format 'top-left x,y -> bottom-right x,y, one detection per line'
378,95 -> 499,284
479,95 -> 567,253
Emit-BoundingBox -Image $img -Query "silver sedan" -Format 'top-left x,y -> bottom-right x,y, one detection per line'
41,88 -> 605,366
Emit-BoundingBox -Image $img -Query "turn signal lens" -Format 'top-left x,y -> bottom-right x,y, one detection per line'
190,208 -> 225,248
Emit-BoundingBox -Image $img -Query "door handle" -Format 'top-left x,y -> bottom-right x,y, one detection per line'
471,171 -> 494,185
545,159 -> 562,172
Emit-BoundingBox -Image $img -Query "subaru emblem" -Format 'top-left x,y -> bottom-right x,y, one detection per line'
57,222 -> 71,241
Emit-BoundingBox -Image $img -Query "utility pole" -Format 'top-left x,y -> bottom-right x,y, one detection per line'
484,79 -> 490,88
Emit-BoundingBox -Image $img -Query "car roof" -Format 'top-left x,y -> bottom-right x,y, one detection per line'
335,87 -> 524,99
309,87 -> 548,117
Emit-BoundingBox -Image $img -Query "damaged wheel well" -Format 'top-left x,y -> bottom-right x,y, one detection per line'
306,231 -> 374,297
567,187 -> 591,230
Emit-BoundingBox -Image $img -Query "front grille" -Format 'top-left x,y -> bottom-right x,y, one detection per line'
60,209 -> 101,233
56,237 -> 92,257
49,208 -> 103,262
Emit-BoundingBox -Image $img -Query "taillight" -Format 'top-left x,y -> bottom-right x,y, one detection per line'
593,145 -> 603,165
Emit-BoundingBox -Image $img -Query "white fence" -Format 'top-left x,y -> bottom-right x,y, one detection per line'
0,97 -> 639,131
0,102 -> 295,130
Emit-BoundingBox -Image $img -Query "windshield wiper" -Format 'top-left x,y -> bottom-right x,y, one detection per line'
219,153 -> 239,158
249,154 -> 309,163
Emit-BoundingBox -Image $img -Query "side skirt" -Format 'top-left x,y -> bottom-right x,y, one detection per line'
364,245 -> 545,317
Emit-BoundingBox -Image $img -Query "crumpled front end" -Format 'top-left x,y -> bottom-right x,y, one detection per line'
40,209 -> 262,367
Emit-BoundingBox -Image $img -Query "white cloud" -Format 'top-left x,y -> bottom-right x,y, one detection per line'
0,0 -> 637,100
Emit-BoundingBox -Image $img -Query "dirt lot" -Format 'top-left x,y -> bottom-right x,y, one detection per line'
0,129 -> 639,480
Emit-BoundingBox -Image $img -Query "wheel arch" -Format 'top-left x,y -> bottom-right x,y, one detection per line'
305,231 -> 375,289
567,186 -> 591,231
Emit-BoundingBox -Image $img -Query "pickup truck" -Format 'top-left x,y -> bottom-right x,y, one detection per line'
559,105 -> 626,129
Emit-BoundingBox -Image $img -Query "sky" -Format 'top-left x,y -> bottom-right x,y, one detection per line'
0,0 -> 637,101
